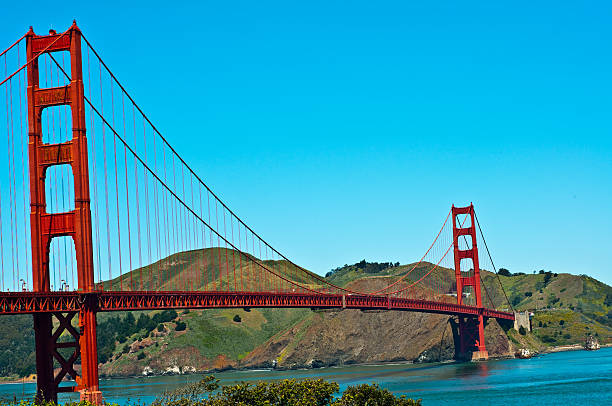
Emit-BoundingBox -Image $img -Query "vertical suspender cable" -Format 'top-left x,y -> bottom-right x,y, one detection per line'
133,104 -> 142,290
17,45 -> 29,290
121,93 -> 133,290
142,118 -> 152,289
110,79 -> 123,291
86,47 -> 102,287
98,61 -> 112,289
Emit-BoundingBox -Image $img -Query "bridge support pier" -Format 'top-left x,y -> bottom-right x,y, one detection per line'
33,309 -> 101,403
457,316 -> 488,361
33,314 -> 54,402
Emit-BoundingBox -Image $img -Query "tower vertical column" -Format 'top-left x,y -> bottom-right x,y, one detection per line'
452,204 -> 488,360
26,22 -> 101,403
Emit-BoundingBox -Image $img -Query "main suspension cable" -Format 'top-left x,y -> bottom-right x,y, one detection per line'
475,211 -> 513,312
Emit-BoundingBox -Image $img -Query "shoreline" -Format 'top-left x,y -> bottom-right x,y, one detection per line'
542,342 -> 612,354
3,345 -> 610,384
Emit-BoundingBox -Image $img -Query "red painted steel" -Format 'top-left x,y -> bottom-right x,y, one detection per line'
26,22 -> 100,403
0,291 -> 515,320
452,204 -> 488,359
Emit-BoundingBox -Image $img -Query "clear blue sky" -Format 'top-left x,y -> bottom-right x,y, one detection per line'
2,1 -> 612,284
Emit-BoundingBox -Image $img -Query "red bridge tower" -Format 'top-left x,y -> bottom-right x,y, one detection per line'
452,204 -> 488,360
26,22 -> 101,403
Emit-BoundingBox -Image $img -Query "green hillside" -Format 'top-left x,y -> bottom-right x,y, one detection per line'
1,253 -> 612,378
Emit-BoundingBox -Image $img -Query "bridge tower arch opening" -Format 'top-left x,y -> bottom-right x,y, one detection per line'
452,204 -> 488,361
26,22 -> 101,403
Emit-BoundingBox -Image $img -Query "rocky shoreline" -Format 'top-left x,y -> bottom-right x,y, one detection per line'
3,344 -> 609,384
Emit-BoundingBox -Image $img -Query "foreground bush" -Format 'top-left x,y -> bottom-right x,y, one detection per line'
153,375 -> 421,406
0,376 -> 420,406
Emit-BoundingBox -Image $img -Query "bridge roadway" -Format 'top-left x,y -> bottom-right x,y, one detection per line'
0,291 -> 514,320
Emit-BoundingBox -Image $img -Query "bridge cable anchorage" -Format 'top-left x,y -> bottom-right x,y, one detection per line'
474,211 -> 513,312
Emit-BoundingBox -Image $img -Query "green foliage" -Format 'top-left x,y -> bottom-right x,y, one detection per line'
232,315 -> 242,323
524,291 -> 532,297
152,375 -> 421,406
335,383 -> 421,405
327,260 -> 399,280
518,326 -> 527,335
153,375 -> 220,406
532,309 -> 612,346
0,401 -> 117,406
137,314 -> 157,332
154,310 -> 179,324
137,351 -> 146,360
498,268 -> 512,277
543,271 -> 554,286
170,308 -> 309,361
158,323 -> 165,332
175,321 -> 187,331
93,309 -> 182,366
0,315 -> 35,376
540,335 -> 555,343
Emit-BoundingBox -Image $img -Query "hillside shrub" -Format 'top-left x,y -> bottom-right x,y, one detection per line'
157,323 -> 165,332
498,268 -> 512,277
543,271 -> 553,285
175,321 -> 187,331
137,351 -> 146,360
519,326 -> 527,335
525,291 -> 532,297
153,310 -> 179,324
233,315 -> 242,323
540,335 -> 556,344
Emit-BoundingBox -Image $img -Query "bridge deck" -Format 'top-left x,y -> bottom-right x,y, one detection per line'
0,291 -> 514,320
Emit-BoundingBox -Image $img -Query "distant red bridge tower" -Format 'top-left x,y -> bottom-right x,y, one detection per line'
452,204 -> 488,360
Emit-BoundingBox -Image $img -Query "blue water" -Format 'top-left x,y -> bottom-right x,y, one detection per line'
2,348 -> 611,405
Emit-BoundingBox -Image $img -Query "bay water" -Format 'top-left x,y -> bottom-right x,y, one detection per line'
2,347 -> 611,405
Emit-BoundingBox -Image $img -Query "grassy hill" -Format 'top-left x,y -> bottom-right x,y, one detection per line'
496,270 -> 612,347
1,252 -> 612,378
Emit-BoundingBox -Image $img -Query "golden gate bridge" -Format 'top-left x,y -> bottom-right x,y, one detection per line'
0,22 -> 514,403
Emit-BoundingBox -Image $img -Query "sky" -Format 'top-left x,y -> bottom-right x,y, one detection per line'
1,1 -> 611,285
